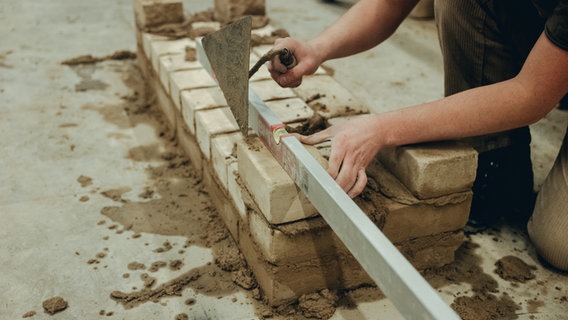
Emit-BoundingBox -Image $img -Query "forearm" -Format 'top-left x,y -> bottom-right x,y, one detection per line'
378,34 -> 568,148
309,0 -> 419,63
378,80 -> 555,148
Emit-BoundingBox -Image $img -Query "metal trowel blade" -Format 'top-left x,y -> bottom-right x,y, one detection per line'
201,16 -> 252,136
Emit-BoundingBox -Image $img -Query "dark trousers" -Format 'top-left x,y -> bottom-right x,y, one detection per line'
434,0 -> 545,226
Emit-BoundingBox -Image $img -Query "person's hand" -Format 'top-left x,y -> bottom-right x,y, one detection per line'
268,37 -> 322,88
298,115 -> 384,198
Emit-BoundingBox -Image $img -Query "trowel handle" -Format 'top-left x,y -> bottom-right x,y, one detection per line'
279,48 -> 297,69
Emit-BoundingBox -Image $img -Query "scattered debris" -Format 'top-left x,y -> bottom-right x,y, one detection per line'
61,50 -> 136,65
494,255 -> 536,283
42,296 -> 68,315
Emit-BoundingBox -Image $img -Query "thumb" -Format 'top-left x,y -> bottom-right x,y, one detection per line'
298,129 -> 330,145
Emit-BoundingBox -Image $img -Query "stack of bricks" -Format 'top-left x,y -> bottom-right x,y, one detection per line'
132,0 -> 478,306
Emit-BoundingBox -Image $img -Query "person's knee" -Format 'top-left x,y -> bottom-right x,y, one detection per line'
528,216 -> 568,271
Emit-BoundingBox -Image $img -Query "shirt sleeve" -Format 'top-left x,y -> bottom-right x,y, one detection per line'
545,0 -> 568,50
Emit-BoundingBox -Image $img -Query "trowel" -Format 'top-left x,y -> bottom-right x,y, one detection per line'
199,16 -> 295,136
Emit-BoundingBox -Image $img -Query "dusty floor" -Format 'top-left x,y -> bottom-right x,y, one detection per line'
1,0 -> 568,319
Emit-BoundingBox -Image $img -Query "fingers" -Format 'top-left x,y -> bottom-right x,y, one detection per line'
347,169 -> 367,198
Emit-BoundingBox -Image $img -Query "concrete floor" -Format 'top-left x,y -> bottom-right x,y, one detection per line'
1,0 -> 567,319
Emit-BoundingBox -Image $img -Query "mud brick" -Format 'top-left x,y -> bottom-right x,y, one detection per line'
159,52 -> 201,93
180,87 -> 227,135
227,162 -> 247,221
214,0 -> 265,23
195,107 -> 239,160
176,123 -> 203,176
150,38 -> 194,76
250,80 -> 295,102
377,142 -> 478,199
236,136 -> 328,224
239,208 -> 463,306
293,75 -> 369,118
169,69 -> 217,110
366,160 -> 471,241
211,132 -> 243,191
132,0 -> 184,29
265,98 -> 313,124
140,48 -> 179,130
203,166 -> 239,240
244,159 -> 470,263
247,209 -> 336,264
141,32 -> 170,59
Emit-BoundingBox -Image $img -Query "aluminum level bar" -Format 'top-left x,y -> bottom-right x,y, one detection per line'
196,39 -> 459,320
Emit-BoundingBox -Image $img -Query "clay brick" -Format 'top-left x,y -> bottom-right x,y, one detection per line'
242,160 -> 470,263
169,69 -> 217,110
211,132 -> 243,191
141,32 -> 170,59
250,80 -> 295,102
213,0 -> 265,23
239,211 -> 462,305
150,38 -> 193,73
180,87 -> 227,135
138,47 -> 178,130
176,123 -> 203,176
195,107 -> 239,160
159,52 -> 201,93
265,98 -> 314,124
203,166 -> 239,240
227,162 -> 248,221
377,142 -> 478,199
247,209 -> 336,264
293,75 -> 369,118
132,0 -> 184,29
236,137 -> 322,224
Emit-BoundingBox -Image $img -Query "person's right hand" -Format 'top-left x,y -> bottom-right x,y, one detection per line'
268,37 -> 323,88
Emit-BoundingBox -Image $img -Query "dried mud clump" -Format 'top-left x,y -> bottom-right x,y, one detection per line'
494,255 -> 536,283
42,296 -> 68,315
286,113 -> 329,136
61,51 -> 136,65
298,289 -> 339,319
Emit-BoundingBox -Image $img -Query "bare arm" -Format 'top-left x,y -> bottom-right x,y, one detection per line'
270,0 -> 419,87
301,33 -> 568,197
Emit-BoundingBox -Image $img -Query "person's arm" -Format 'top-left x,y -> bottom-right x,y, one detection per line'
270,0 -> 419,87
301,33 -> 568,197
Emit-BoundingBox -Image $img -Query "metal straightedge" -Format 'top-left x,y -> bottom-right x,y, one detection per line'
196,38 -> 460,320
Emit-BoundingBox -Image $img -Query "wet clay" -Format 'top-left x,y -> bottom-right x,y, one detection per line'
298,289 -> 338,319
42,296 -> 68,315
494,255 -> 536,283
61,50 -> 136,65
423,241 -> 521,319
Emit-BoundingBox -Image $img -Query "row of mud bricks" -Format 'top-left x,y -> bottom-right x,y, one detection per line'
132,0 -> 478,306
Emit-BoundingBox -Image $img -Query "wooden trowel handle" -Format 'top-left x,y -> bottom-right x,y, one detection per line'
248,47 -> 297,79
278,48 -> 297,69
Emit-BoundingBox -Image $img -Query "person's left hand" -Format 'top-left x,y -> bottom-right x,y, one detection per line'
298,114 -> 384,198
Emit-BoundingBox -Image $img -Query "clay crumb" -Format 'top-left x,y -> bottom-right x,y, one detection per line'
298,289 -> 338,320
185,46 -> 196,62
42,296 -> 68,315
175,313 -> 189,320
22,310 -> 36,318
127,262 -> 146,271
77,175 -> 93,187
495,255 -> 536,283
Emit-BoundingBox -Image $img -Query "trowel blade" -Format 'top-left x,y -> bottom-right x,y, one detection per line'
202,16 -> 251,136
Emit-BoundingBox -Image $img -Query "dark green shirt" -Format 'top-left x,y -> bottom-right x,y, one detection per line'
534,0 -> 568,50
